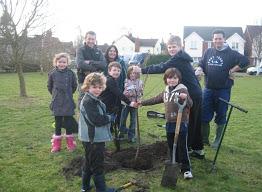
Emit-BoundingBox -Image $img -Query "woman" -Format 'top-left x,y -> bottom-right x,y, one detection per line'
104,45 -> 127,92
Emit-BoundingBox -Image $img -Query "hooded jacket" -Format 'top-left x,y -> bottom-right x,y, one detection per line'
141,50 -> 202,99
142,83 -> 193,123
78,92 -> 112,143
200,46 -> 249,89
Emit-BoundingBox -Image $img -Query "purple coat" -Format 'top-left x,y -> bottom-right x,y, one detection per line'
47,67 -> 77,116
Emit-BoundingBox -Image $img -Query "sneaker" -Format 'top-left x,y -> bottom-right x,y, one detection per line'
81,188 -> 92,192
191,150 -> 205,159
183,171 -> 193,179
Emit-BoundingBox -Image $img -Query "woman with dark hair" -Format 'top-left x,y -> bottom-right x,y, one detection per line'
104,45 -> 127,92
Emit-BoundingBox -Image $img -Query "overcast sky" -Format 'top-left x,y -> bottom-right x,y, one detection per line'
47,0 -> 262,44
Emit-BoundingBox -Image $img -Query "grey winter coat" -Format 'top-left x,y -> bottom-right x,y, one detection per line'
78,92 -> 113,143
47,67 -> 77,116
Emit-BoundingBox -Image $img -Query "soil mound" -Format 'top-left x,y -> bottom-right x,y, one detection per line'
62,141 -> 168,179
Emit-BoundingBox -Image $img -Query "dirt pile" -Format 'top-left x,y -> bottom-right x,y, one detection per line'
62,141 -> 168,179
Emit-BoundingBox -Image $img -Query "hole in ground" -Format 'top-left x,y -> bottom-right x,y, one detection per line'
62,141 -> 168,179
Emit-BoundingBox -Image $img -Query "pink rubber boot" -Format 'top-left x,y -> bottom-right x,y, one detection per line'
51,135 -> 62,153
66,134 -> 76,152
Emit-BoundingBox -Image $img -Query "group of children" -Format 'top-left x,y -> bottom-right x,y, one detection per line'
47,43 -> 194,192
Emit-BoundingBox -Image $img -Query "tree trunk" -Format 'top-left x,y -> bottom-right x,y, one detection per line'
40,63 -> 44,75
16,61 -> 27,97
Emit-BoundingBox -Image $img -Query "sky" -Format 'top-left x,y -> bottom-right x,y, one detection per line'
47,0 -> 262,44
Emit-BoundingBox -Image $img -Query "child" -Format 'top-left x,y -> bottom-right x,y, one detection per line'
141,35 -> 204,159
47,53 -> 77,153
119,65 -> 143,142
78,72 -> 115,192
140,68 -> 193,179
99,61 -> 137,117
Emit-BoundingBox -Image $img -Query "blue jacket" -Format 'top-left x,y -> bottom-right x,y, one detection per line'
141,51 -> 202,99
200,46 -> 249,89
78,92 -> 112,143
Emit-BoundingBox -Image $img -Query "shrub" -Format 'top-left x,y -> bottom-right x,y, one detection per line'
145,54 -> 171,66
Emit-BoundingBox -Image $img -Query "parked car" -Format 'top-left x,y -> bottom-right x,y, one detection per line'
119,55 -> 132,66
246,62 -> 262,75
128,52 -> 150,67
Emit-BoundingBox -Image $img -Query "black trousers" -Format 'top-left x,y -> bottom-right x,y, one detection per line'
82,142 -> 105,176
166,132 -> 190,172
187,96 -> 204,150
54,116 -> 73,135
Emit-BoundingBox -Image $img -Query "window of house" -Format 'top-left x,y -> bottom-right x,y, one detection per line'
231,42 -> 239,51
207,41 -> 212,48
190,41 -> 197,50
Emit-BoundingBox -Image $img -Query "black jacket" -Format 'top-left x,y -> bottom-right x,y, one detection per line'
142,51 -> 202,99
99,75 -> 131,114
76,44 -> 106,83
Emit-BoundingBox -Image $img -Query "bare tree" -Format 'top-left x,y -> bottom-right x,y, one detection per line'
0,0 -> 48,97
253,31 -> 262,65
74,25 -> 84,49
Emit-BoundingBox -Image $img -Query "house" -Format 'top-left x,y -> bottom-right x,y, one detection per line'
244,25 -> 262,66
26,30 -> 75,71
97,43 -> 110,54
183,26 -> 245,62
0,30 -> 75,72
113,33 -> 162,56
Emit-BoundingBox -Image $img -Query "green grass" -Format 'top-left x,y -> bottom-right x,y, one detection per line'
0,72 -> 262,192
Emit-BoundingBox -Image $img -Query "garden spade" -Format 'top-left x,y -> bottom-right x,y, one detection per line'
161,96 -> 187,189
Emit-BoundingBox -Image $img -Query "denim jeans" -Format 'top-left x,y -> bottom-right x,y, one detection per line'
119,106 -> 137,139
202,88 -> 231,125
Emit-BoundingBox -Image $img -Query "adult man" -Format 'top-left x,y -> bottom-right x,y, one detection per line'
141,35 -> 204,159
76,31 -> 106,106
198,29 -> 249,149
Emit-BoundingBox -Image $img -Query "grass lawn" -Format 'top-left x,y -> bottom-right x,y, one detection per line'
0,72 -> 261,192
